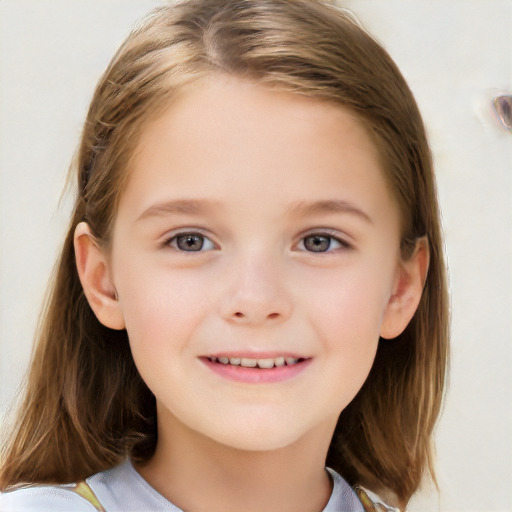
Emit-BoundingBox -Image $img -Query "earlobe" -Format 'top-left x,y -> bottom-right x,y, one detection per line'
74,222 -> 125,330
380,237 -> 429,340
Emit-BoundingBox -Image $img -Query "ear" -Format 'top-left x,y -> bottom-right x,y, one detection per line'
380,237 -> 429,340
74,222 -> 125,330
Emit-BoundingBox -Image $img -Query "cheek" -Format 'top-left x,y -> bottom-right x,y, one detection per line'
299,261 -> 392,340
115,262 -> 214,352
297,263 -> 391,403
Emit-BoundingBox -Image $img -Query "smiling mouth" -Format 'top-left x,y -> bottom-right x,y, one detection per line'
207,356 -> 306,369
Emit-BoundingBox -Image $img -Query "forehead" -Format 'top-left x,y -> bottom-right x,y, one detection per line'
120,74 -> 397,225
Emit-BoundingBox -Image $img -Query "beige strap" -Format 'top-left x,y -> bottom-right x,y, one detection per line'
69,481 -> 107,512
354,486 -> 402,512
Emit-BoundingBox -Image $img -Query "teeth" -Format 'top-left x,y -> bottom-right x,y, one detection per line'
209,356 -> 301,368
240,358 -> 258,367
257,358 -> 275,369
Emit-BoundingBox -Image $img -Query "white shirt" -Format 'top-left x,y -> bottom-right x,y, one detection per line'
0,460 -> 365,511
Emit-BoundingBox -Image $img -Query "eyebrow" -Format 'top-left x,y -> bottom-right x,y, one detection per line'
136,198 -> 372,223
287,199 -> 373,224
136,199 -> 221,221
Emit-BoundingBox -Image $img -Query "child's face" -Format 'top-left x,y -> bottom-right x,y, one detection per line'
109,76 -> 403,451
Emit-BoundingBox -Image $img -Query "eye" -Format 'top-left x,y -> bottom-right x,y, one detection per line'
298,234 -> 348,253
167,232 -> 216,252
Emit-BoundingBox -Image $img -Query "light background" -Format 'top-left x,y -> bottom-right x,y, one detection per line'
1,1 -> 511,510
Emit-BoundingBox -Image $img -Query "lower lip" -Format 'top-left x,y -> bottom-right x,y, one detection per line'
201,358 -> 312,383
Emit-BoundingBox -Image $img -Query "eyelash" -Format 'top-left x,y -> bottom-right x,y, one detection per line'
164,231 -> 352,253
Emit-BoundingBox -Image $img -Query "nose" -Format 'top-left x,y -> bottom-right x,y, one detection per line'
220,253 -> 293,326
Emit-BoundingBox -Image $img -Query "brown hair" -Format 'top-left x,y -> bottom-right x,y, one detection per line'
0,0 -> 449,506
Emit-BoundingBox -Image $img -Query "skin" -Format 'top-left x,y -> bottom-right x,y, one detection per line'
75,75 -> 427,512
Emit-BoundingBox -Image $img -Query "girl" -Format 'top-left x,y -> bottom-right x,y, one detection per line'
0,0 -> 449,511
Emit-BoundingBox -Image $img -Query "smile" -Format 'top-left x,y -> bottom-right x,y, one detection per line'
201,354 -> 311,384
207,356 -> 303,369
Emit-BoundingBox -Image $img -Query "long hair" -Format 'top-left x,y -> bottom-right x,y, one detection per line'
0,0 -> 449,505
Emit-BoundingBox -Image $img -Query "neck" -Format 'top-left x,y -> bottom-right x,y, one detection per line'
136,409 -> 334,512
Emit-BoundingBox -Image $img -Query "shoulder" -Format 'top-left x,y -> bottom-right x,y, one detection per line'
86,460 -> 178,511
1,460 -> 180,512
0,483 -> 98,512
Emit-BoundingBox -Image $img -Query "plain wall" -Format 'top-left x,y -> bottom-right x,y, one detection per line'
1,1 -> 511,510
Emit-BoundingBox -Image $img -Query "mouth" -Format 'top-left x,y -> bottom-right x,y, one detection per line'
207,355 -> 306,369
201,354 -> 311,383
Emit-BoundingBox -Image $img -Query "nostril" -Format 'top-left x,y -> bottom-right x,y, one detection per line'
232,311 -> 280,320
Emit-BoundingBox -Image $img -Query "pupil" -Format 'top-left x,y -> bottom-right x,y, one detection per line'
305,235 -> 330,252
177,234 -> 203,251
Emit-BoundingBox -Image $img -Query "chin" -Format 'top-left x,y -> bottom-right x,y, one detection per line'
226,433 -> 296,452
216,434 -> 303,453
158,396 -> 335,454
203,415 -> 321,453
